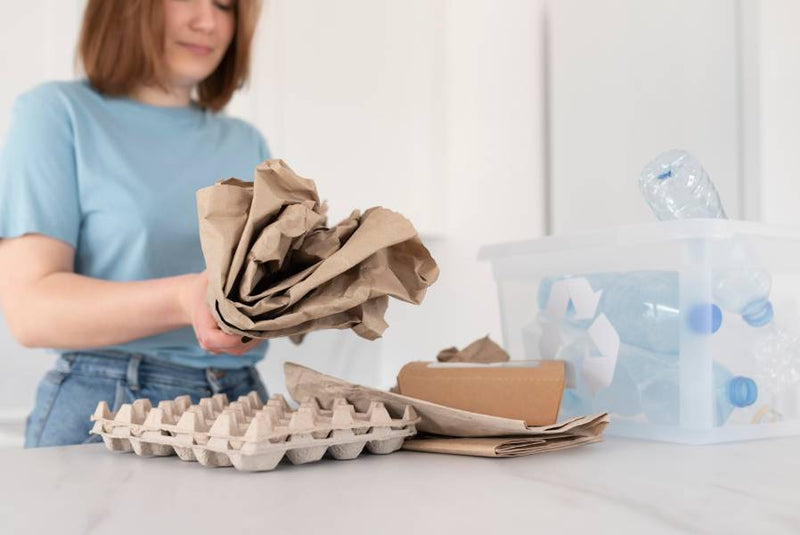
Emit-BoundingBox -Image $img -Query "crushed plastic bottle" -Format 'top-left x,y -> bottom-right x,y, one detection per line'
597,345 -> 757,426
639,148 -> 726,220
754,329 -> 800,418
639,148 -> 773,327
713,266 -> 773,327
537,271 -> 721,354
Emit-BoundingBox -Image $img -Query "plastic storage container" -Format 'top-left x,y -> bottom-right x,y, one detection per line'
479,219 -> 800,443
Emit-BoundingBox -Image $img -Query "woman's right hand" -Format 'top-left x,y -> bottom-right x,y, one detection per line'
181,271 -> 261,356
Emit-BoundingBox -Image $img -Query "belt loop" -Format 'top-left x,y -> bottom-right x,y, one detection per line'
126,354 -> 142,391
205,368 -> 223,394
247,366 -> 259,385
56,353 -> 78,373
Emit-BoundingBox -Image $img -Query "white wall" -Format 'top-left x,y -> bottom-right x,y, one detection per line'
233,0 -> 448,234
549,0 -> 742,232
756,0 -> 800,225
0,1 -> 83,140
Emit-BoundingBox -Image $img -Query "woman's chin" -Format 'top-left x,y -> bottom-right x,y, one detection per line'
171,70 -> 215,89
169,62 -> 220,86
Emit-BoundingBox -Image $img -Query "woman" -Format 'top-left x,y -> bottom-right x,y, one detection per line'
0,0 -> 270,448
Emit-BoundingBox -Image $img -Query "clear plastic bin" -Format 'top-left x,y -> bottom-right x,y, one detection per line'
479,219 -> 800,443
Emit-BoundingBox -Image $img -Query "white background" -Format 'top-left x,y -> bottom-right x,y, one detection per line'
1,0 -> 799,447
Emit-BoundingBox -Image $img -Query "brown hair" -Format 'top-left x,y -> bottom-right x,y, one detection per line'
77,0 -> 261,112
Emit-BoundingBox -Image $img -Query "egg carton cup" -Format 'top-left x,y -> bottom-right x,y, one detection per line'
90,391 -> 419,472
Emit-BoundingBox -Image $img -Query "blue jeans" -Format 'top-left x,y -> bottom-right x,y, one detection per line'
24,350 -> 269,448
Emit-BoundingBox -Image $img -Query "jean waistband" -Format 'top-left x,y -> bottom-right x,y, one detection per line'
57,349 -> 260,393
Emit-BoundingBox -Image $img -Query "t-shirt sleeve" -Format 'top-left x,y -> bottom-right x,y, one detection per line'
0,85 -> 81,249
256,129 -> 271,162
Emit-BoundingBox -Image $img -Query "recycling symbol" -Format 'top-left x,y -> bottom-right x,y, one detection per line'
539,278 -> 620,394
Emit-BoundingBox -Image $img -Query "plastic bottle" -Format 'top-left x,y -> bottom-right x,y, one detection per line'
713,266 -> 774,327
552,340 -> 594,420
537,271 -> 722,354
594,344 -> 671,418
638,149 -> 773,327
598,346 -> 758,426
754,329 -> 800,419
639,148 -> 726,220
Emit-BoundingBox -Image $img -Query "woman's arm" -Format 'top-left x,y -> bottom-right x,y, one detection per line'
0,233 -> 258,355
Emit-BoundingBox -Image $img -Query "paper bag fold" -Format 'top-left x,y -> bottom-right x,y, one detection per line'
402,417 -> 608,458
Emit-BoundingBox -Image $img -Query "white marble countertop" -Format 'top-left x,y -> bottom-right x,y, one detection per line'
1,436 -> 798,535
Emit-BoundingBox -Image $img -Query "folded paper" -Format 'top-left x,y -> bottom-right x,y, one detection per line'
402,417 -> 608,458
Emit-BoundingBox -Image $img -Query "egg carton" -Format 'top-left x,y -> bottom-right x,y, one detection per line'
89,391 -> 419,472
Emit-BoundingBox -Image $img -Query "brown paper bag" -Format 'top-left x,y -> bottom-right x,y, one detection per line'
402,416 -> 608,458
196,159 -> 439,341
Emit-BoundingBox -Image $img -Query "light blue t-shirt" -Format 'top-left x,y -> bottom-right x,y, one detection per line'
0,80 -> 269,369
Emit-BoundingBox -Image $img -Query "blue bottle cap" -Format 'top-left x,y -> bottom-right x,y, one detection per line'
728,376 -> 758,408
688,303 -> 723,334
742,299 -> 774,327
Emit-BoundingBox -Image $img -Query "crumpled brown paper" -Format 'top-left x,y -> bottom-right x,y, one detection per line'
436,335 -> 509,363
196,159 -> 439,341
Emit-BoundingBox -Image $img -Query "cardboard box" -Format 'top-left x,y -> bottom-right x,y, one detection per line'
396,360 -> 565,426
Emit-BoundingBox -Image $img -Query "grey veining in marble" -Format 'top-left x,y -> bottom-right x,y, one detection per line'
1,437 -> 799,535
